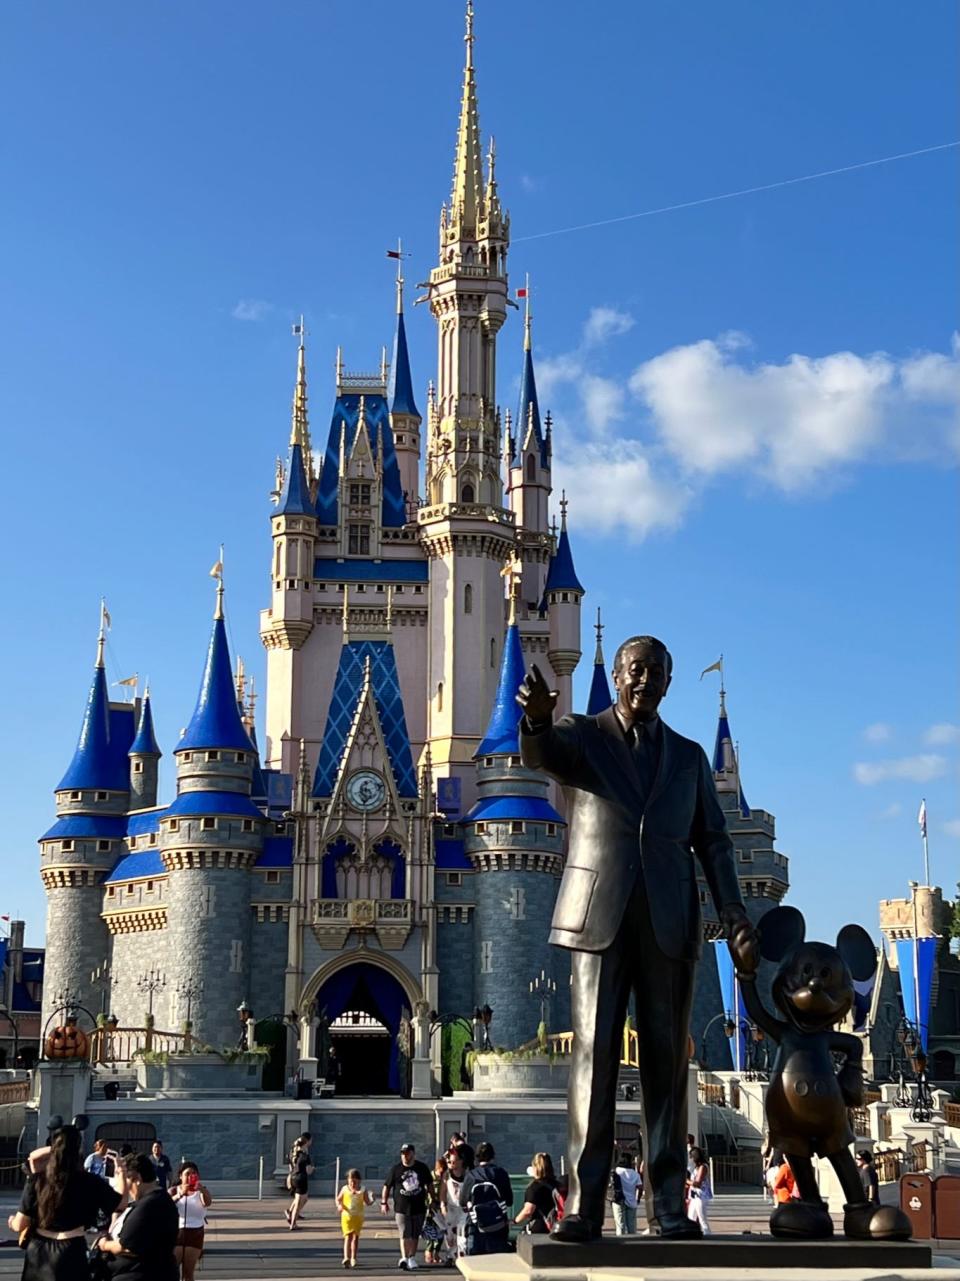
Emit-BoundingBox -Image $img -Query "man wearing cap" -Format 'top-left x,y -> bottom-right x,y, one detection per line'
381,1142 -> 435,1270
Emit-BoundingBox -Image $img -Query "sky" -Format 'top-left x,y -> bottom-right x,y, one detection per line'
0,1 -> 957,951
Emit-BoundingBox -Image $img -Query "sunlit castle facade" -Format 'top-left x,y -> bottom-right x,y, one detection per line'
38,4 -> 788,1093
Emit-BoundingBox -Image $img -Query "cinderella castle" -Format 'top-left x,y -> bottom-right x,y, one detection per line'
38,4 -> 789,1095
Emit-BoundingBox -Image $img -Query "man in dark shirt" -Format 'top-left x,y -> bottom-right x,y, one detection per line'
381,1142 -> 435,1270
458,1142 -> 514,1256
95,1153 -> 178,1279
149,1140 -> 173,1192
857,1151 -> 880,1205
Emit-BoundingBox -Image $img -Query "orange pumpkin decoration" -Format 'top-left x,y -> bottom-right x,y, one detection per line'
45,1023 -> 89,1060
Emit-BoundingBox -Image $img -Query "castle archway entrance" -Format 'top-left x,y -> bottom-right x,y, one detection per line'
312,962 -> 414,1096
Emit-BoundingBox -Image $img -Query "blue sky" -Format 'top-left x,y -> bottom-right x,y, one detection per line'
1,1 -> 957,950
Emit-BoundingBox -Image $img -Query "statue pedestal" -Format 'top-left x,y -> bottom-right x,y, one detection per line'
35,1060 -> 92,1135
452,1234 -> 933,1279
410,1056 -> 433,1099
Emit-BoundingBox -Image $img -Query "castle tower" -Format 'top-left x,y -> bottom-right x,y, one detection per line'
39,616 -> 134,1029
261,338 -> 319,775
388,257 -> 422,517
585,609 -> 613,715
162,581 -> 263,1048
463,594 -> 565,1049
543,496 -> 584,716
128,688 -> 161,809
420,1 -> 517,797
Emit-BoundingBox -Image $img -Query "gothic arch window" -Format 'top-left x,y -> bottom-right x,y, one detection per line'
461,482 -> 475,503
437,682 -> 444,712
464,583 -> 473,614
274,542 -> 281,578
526,454 -> 536,483
490,637 -> 496,668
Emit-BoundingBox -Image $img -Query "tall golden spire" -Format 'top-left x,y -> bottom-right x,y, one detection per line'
450,0 -> 484,236
290,316 -> 313,482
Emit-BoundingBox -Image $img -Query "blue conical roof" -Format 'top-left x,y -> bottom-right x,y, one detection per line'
544,525 -> 584,594
57,663 -> 130,791
177,616 -> 252,752
129,692 -> 160,756
388,309 -> 419,419
586,660 -> 612,716
279,442 -> 313,515
475,623 -> 527,757
518,342 -> 548,468
713,702 -> 750,819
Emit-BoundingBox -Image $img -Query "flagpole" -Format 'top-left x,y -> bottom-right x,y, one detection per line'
920,797 -> 930,887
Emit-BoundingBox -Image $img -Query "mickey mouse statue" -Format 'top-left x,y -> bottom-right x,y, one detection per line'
736,905 -> 912,1240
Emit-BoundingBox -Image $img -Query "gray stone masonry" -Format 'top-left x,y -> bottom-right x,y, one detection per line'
128,755 -> 159,809
109,929 -> 175,1030
90,1108 -> 277,1180
247,918 -> 288,1018
41,883 -> 111,1033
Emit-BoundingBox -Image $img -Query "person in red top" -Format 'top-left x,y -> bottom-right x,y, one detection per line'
772,1160 -> 796,1205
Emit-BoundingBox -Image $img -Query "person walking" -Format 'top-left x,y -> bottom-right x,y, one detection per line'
284,1134 -> 313,1230
170,1162 -> 211,1281
8,1122 -> 127,1279
440,1143 -> 472,1260
515,1152 -> 559,1235
336,1168 -> 375,1269
424,1158 -> 448,1264
772,1157 -> 796,1205
94,1152 -> 178,1279
149,1143 -> 173,1194
611,1152 -> 641,1235
458,1142 -> 513,1256
685,1147 -> 713,1236
84,1139 -> 116,1181
857,1151 -> 880,1206
381,1142 -> 435,1270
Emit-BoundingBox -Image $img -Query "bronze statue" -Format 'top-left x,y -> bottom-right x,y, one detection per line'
737,906 -> 912,1240
518,636 -> 757,1240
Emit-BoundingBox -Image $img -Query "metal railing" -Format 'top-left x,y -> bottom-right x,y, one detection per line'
310,899 -> 413,927
546,1027 -> 638,1067
88,1026 -> 187,1065
697,1081 -> 727,1107
849,1106 -> 870,1137
945,1102 -> 960,1128
711,1152 -> 763,1186
0,1081 -> 29,1105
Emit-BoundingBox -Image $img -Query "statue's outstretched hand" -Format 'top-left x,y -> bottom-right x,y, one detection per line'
516,663 -> 559,727
722,904 -> 759,977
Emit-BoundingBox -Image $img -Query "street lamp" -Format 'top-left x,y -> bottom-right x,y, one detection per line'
136,969 -> 166,1020
473,1005 -> 493,1050
175,978 -> 203,1028
529,970 -> 557,1030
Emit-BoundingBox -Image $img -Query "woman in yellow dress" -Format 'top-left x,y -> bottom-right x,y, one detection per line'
336,1168 -> 375,1268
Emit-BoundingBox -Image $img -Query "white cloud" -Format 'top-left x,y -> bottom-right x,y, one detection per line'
853,754 -> 948,786
863,722 -> 893,743
231,299 -> 273,322
583,306 -> 635,348
519,173 -> 540,194
581,375 -> 623,432
879,802 -> 903,819
943,818 -> 960,839
552,437 -> 691,541
923,722 -> 960,747
628,332 -> 960,491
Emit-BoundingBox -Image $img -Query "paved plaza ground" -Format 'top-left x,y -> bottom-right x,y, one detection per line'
1,1189 -> 958,1279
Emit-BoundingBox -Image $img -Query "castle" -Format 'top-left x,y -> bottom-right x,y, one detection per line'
38,3 -> 789,1094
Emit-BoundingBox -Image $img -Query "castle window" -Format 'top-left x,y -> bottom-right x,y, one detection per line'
483,757 -> 494,768
206,751 -> 219,762
738,848 -> 753,862
349,482 -> 371,506
376,584 -> 384,593
443,824 -> 456,836
561,592 -> 570,603
242,819 -> 254,832
96,791 -> 108,801
356,584 -> 366,593
461,483 -> 475,503
508,755 -> 521,767
129,837 -> 137,849
126,883 -> 134,895
107,886 -> 115,898
97,840 -> 111,852
510,821 -> 525,835
133,761 -> 144,774
168,819 -> 180,832
265,870 -> 280,885
414,585 -> 423,594
437,682 -> 444,712
526,455 -> 536,482
275,821 -> 287,834
149,833 -> 157,846
479,940 -> 493,973
182,752 -> 192,762
490,637 -> 496,668
476,822 -> 487,834
61,840 -> 74,853
70,791 -> 82,801
146,880 -> 154,892
464,583 -> 473,614
235,752 -> 246,764
348,524 -> 371,555
700,889 -> 708,904
546,823 -> 556,836
201,817 -> 216,831
446,872 -> 462,887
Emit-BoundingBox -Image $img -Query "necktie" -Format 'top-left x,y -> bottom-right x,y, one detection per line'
631,722 -> 656,795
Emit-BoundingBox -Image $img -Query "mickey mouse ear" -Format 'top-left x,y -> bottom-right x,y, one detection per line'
46,1114 -> 64,1133
758,906 -> 806,962
837,924 -> 877,982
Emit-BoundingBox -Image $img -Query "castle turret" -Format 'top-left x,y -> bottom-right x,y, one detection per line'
463,601 -> 565,1049
387,256 -> 422,517
507,294 -> 553,614
543,495 -> 584,716
129,688 -> 161,809
39,614 -> 133,1029
162,580 -> 263,1048
585,609 -> 612,715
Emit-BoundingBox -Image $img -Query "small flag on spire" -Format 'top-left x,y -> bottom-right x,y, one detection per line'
291,321 -> 303,336
918,799 -> 927,839
115,675 -> 138,688
209,557 -> 223,580
386,249 -> 404,260
516,287 -> 528,298
700,658 -> 723,680
101,600 -> 112,631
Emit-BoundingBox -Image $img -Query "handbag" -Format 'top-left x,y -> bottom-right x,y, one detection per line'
88,1239 -> 112,1281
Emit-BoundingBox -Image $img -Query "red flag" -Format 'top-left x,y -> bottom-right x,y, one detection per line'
516,287 -> 528,298
386,250 -> 403,260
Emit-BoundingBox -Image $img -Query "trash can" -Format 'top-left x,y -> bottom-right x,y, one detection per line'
933,1174 -> 960,1240
900,1172 -> 935,1239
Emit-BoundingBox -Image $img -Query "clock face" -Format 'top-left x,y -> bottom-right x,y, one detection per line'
346,770 -> 386,813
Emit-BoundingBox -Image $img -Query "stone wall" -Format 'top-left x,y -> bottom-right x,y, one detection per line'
473,869 -> 557,1049
41,883 -> 111,1031
90,1108 -> 277,1180
108,929 -> 175,1030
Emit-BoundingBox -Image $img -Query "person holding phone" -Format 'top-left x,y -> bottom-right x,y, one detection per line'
169,1162 -> 211,1281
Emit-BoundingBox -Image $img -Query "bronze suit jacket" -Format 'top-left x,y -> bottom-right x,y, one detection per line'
520,707 -> 743,959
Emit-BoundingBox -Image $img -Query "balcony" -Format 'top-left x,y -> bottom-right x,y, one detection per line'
310,898 -> 414,951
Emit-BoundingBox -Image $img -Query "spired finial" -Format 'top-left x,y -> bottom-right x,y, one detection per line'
235,654 -> 246,703
96,597 -> 110,669
342,584 -> 350,638
523,273 -> 532,352
210,546 -> 225,619
594,607 -> 605,665
393,237 -> 405,313
501,552 -> 523,626
290,318 -> 312,473
465,0 -> 474,67
559,490 -> 569,529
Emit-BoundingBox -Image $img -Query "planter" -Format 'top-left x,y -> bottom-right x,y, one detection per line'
135,1053 -> 263,1097
469,1052 -> 569,1096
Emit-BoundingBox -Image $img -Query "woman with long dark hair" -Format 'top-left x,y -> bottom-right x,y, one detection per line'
7,1124 -> 126,1279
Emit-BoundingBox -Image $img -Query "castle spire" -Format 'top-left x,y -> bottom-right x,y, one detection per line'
516,284 -> 547,465
290,318 -> 313,480
586,608 -> 613,715
129,688 -> 160,757
711,672 -> 750,816
388,240 -> 419,420
450,0 -> 484,236
56,628 -> 129,792
475,618 -> 526,758
178,580 -> 251,753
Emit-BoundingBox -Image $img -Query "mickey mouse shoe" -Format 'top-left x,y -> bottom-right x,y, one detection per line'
769,1199 -> 834,1238
842,1203 -> 912,1241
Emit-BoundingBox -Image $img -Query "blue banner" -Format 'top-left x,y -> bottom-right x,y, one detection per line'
713,940 -> 749,1071
852,974 -> 876,1032
895,937 -> 937,1050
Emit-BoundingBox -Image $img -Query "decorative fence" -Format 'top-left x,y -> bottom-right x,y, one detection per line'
0,1080 -> 29,1106
946,1102 -> 960,1128
88,1026 -> 187,1065
546,1027 -> 639,1067
711,1151 -> 763,1186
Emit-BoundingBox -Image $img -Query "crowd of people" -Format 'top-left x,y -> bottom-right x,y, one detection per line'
6,1122 -> 210,1281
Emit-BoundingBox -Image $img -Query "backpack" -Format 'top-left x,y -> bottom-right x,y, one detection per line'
467,1168 -> 508,1235
607,1169 -> 624,1205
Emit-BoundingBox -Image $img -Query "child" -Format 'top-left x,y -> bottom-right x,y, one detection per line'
336,1168 -> 375,1269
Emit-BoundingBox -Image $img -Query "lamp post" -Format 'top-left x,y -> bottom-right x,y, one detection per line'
473,1004 -> 493,1051
136,969 -> 166,1020
175,978 -> 203,1033
529,970 -> 557,1031
90,962 -> 112,1016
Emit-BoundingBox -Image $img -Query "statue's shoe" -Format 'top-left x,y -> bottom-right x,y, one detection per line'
655,1214 -> 703,1239
551,1215 -> 600,1242
770,1200 -> 834,1239
843,1202 -> 913,1241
